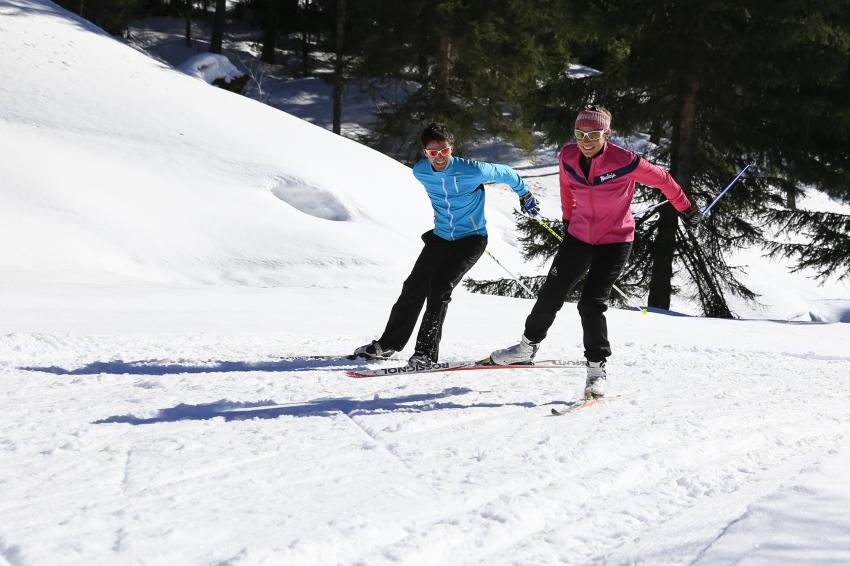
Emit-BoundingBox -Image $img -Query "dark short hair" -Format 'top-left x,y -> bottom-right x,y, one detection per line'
420,122 -> 455,148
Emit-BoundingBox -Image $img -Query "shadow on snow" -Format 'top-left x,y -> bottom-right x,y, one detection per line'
92,387 -> 561,425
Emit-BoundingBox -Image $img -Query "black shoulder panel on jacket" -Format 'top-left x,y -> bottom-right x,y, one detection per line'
592,156 -> 641,185
562,162 -> 590,186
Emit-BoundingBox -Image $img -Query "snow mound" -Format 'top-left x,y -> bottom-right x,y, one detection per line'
270,175 -> 351,221
176,52 -> 242,84
808,300 -> 850,323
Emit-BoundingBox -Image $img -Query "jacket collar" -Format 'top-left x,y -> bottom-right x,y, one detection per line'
430,156 -> 454,173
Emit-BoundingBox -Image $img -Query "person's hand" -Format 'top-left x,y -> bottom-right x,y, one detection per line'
681,204 -> 702,228
520,192 -> 540,217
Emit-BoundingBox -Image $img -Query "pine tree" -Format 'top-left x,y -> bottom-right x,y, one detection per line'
523,0 -> 850,317
209,0 -> 226,53
260,0 -> 279,63
765,210 -> 850,281
331,0 -> 346,134
349,0 -> 573,163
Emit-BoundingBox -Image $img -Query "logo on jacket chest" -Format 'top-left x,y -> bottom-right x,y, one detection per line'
563,155 -> 641,187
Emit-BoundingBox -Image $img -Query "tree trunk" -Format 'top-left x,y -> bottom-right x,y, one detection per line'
79,0 -> 84,17
332,0 -> 346,135
437,33 -> 451,98
648,207 -> 679,310
300,31 -> 310,76
260,0 -> 279,63
184,2 -> 192,48
300,0 -> 312,77
786,187 -> 797,209
648,73 -> 699,310
415,3 -> 430,85
209,0 -> 226,54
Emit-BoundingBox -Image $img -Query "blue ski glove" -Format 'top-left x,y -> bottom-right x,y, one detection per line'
520,192 -> 540,217
681,204 -> 702,228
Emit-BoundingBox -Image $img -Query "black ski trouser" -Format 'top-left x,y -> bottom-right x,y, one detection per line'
379,230 -> 487,362
524,232 -> 632,362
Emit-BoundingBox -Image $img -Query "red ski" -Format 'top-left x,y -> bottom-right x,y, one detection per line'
345,358 -> 585,378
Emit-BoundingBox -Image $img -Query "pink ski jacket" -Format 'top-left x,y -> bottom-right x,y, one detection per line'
560,142 -> 691,244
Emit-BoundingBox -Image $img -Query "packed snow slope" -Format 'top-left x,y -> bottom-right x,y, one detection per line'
2,2 -> 850,566
0,0 -> 440,288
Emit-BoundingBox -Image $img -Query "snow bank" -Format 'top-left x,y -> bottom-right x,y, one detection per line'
176,52 -> 242,84
0,0 -> 430,288
808,300 -> 850,323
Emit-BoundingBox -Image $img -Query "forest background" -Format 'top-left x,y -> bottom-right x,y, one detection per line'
55,0 -> 850,317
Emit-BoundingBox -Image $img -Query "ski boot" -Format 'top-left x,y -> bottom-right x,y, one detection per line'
352,340 -> 396,360
489,335 -> 540,365
584,360 -> 607,398
408,353 -> 434,368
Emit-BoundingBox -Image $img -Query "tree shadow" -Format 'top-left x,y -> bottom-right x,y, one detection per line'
92,387 -> 565,425
21,357 -> 363,376
639,306 -> 691,316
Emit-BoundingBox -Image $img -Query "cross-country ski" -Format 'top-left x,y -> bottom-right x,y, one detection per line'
549,395 -> 616,416
345,358 -> 586,378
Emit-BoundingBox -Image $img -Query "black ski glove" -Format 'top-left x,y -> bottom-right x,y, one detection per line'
520,192 -> 540,217
681,204 -> 702,228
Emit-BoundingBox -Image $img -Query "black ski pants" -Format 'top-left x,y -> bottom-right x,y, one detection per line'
379,230 -> 487,361
524,232 -> 632,362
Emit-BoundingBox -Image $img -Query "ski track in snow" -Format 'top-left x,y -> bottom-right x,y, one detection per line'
2,332 -> 849,565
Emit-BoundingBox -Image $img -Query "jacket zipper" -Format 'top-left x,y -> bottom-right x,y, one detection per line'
586,161 -> 596,243
441,176 -> 455,239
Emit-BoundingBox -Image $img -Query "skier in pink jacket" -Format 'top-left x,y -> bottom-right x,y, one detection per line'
489,105 -> 701,398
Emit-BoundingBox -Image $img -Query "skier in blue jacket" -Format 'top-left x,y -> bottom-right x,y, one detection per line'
353,122 -> 539,366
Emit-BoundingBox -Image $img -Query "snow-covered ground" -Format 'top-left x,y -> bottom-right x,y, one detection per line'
2,2 -> 850,565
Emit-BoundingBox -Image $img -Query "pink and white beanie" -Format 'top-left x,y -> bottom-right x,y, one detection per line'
575,106 -> 611,131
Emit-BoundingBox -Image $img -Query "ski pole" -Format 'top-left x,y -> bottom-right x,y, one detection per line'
534,217 -> 648,314
633,162 -> 752,219
702,162 -> 753,215
633,200 -> 668,218
483,248 -> 536,298
470,217 -> 536,298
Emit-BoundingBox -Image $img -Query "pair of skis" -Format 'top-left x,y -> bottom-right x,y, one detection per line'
342,356 -> 608,415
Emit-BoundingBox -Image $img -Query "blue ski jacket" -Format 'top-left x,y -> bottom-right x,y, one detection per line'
412,156 -> 528,240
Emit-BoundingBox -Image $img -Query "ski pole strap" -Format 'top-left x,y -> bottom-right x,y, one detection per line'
702,162 -> 753,215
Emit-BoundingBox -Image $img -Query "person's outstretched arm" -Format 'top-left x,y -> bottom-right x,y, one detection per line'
632,158 -> 691,212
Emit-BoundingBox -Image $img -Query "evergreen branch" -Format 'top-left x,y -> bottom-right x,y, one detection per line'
515,213 -> 563,262
763,208 -> 850,281
462,275 -> 548,300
